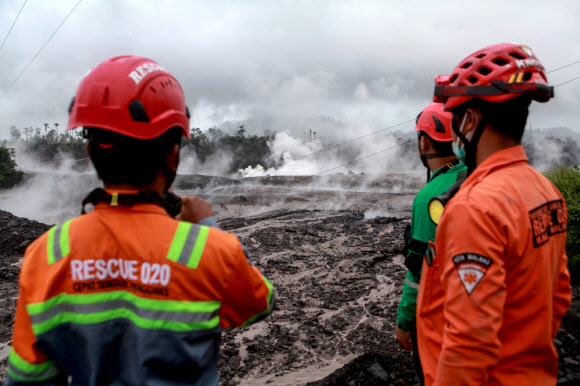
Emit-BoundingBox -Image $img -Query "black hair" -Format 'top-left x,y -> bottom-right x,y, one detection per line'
86,127 -> 182,185
418,131 -> 453,155
455,95 -> 532,143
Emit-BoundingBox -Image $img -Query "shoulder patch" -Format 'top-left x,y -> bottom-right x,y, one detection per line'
452,253 -> 493,295
529,199 -> 567,247
428,198 -> 445,225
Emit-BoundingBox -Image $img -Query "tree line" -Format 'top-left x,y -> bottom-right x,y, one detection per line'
4,124 -> 281,175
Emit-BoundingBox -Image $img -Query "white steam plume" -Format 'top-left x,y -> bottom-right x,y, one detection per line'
239,130 -> 421,177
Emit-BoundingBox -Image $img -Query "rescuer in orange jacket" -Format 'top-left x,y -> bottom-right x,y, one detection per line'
5,56 -> 275,385
416,43 -> 571,385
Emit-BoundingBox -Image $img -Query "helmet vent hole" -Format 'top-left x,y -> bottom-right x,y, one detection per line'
467,76 -> 478,84
102,87 -> 110,106
461,62 -> 472,69
523,72 -> 532,81
477,67 -> 491,76
476,54 -> 486,59
128,100 -> 150,123
510,52 -> 525,60
149,86 -> 157,93
450,75 -> 458,83
492,58 -> 509,66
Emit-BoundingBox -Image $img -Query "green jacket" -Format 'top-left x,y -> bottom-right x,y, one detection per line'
396,161 -> 467,332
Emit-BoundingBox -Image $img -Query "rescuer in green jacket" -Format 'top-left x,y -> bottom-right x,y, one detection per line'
395,102 -> 466,383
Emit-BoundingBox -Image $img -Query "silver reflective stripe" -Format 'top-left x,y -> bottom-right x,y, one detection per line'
8,362 -> 60,381
177,226 -> 202,266
52,225 -> 64,262
405,277 -> 420,290
28,300 -> 220,325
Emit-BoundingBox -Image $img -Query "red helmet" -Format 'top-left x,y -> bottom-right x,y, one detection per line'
433,43 -> 554,111
67,56 -> 190,139
414,102 -> 453,142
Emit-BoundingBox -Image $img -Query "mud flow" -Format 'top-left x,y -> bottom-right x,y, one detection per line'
0,174 -> 578,385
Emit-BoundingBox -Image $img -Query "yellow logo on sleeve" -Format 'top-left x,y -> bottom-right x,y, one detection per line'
428,198 -> 445,225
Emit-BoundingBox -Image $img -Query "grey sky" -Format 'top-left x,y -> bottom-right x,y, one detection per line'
0,0 -> 578,140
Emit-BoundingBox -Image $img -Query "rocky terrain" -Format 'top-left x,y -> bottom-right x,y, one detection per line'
0,174 -> 578,385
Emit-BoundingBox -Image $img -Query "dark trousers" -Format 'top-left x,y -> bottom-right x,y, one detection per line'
411,322 -> 425,385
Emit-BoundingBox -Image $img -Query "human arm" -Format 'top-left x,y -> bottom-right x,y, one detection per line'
434,203 -> 506,386
5,287 -> 67,386
552,251 -> 571,339
177,195 -> 214,224
218,241 -> 276,328
396,270 -> 420,351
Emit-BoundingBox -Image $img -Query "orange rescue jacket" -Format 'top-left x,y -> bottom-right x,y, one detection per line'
7,201 -> 275,385
417,146 -> 571,386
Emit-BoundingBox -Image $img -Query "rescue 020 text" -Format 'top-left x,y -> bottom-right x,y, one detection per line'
70,259 -> 171,286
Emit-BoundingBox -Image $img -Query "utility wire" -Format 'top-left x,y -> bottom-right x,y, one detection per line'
316,75 -> 580,175
547,61 -> 580,73
34,73 -> 580,167
297,61 -> 580,162
0,0 -> 28,55
316,139 -> 415,176
554,76 -> 580,87
0,0 -> 83,99
295,119 -> 415,161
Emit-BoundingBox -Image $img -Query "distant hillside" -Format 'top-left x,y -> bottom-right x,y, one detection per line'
523,127 -> 580,143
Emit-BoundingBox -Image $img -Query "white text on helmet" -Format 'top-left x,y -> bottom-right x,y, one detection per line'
128,62 -> 167,85
515,59 -> 543,70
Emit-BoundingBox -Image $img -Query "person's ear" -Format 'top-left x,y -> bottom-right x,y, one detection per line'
419,135 -> 429,152
459,107 -> 482,137
165,144 -> 180,173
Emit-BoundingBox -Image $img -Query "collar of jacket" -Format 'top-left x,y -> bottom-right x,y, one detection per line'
93,200 -> 170,216
463,145 -> 528,188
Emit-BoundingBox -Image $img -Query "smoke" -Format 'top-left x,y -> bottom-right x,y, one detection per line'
178,146 -> 235,176
239,130 -> 422,177
523,128 -> 580,171
0,143 -> 98,224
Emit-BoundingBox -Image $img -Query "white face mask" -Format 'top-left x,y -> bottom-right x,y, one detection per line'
452,113 -> 476,164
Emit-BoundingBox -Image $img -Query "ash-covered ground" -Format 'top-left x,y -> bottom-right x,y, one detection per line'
0,174 -> 578,385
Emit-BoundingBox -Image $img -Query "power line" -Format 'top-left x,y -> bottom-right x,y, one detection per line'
295,119 -> 415,161
316,75 -> 580,175
316,139 -> 415,176
555,76 -> 580,87
0,0 -> 83,99
547,60 -> 580,73
0,0 -> 28,55
294,60 -> 580,162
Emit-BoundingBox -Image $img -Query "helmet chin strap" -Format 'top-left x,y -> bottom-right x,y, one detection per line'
418,133 -> 455,181
451,111 -> 487,175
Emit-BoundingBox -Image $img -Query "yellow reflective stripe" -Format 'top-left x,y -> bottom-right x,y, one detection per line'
188,226 -> 209,269
516,72 -> 524,83
47,220 -> 72,265
59,220 -> 72,258
242,276 -> 275,326
46,226 -> 58,265
166,222 -> 191,263
167,222 -> 209,269
110,192 -> 119,206
7,348 -> 60,381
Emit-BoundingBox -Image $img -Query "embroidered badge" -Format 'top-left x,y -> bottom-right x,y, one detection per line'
529,199 -> 567,247
452,253 -> 493,295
